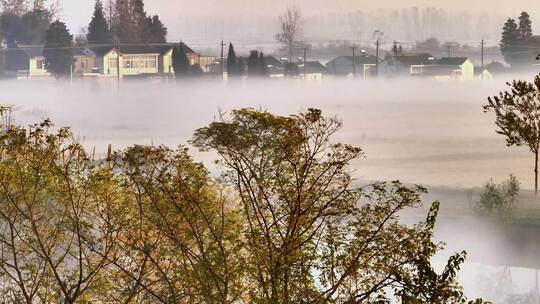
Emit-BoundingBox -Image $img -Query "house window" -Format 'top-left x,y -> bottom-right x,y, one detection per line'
122,56 -> 157,69
36,59 -> 44,70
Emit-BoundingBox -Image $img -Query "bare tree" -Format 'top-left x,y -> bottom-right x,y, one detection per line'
275,6 -> 302,62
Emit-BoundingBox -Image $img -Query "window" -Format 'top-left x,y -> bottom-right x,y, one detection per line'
122,56 -> 157,69
36,59 -> 44,70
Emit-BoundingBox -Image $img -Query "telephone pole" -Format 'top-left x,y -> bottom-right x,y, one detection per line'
220,40 -> 225,80
375,39 -> 380,78
116,39 -> 121,89
481,39 -> 485,69
303,47 -> 307,79
480,39 -> 485,80
447,45 -> 451,57
350,45 -> 357,78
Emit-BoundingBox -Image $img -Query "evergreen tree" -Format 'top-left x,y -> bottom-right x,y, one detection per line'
43,20 -> 74,78
226,43 -> 238,77
131,0 -> 148,41
247,50 -> 259,77
518,11 -> 533,40
259,51 -> 268,76
146,15 -> 167,43
113,0 -> 137,42
500,18 -> 520,67
172,44 -> 189,78
87,0 -> 112,44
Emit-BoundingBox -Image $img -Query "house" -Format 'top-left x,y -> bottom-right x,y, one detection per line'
265,56 -> 287,78
326,55 -> 378,78
73,48 -> 98,75
297,61 -> 327,81
410,57 -> 474,81
93,43 -> 196,77
12,46 -> 51,78
199,55 -> 218,73
379,53 -> 436,77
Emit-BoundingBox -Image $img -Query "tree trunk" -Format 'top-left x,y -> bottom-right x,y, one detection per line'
534,149 -> 538,195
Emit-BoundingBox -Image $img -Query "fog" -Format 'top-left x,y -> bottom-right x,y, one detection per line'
3,76 -> 540,301
58,1 -> 540,52
2,77 -> 533,188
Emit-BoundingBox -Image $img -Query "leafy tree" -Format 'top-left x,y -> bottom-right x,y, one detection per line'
394,202 -> 474,303
191,108 -> 484,303
484,75 -> 540,194
43,20 -> 74,78
87,0 -> 112,44
172,43 -> 190,78
0,120 -> 125,303
226,42 -> 238,77
106,145 -> 246,303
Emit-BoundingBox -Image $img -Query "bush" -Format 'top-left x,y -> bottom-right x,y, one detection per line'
473,175 -> 520,220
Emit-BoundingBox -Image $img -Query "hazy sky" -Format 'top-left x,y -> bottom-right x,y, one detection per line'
58,0 -> 540,41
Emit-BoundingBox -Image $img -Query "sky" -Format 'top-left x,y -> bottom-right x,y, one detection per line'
58,0 -> 540,44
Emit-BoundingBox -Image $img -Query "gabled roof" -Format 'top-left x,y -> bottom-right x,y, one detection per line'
391,53 -> 435,66
327,55 -> 378,65
436,57 -> 469,66
264,56 -> 284,67
299,61 -> 327,73
90,43 -> 195,57
18,45 -> 44,58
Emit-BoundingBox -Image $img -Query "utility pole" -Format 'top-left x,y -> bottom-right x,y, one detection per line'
350,45 -> 357,78
220,40 -> 225,81
303,47 -> 307,79
447,45 -> 451,57
480,39 -> 485,80
375,39 -> 380,78
116,39 -> 120,89
481,39 -> 485,69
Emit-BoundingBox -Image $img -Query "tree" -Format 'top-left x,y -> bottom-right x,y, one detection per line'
416,37 -> 442,54
172,43 -> 190,78
106,145 -> 246,303
226,42 -> 238,77
87,0 -> 112,44
500,14 -> 536,68
518,11 -> 533,40
259,51 -> 268,76
110,0 -> 167,43
112,0 -> 137,43
131,0 -> 147,41
275,6 -> 302,62
0,8 -> 52,47
191,108 -> 483,303
500,18 -> 520,67
43,20 -> 74,78
146,15 -> 167,43
0,120 -> 125,303
247,50 -> 259,77
484,75 -> 540,194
